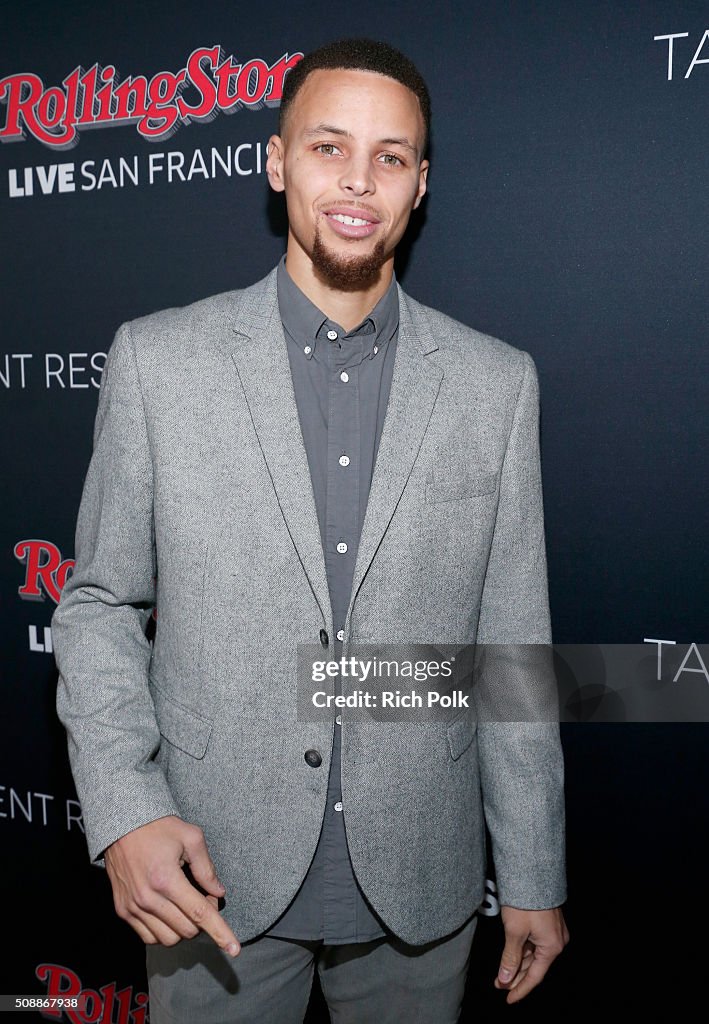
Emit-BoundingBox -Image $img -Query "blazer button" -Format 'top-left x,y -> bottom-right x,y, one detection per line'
319,629 -> 329,646
304,749 -> 322,768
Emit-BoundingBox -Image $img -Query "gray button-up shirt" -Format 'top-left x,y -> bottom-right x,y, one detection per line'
265,254 -> 399,943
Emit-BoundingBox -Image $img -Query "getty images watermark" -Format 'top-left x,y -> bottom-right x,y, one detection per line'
295,642 -> 709,723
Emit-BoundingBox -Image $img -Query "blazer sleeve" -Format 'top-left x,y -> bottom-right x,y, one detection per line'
474,351 -> 567,909
52,322 -> 179,864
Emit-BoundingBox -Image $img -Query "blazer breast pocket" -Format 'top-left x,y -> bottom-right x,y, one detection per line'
426,469 -> 499,504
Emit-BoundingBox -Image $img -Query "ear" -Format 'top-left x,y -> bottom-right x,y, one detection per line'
266,134 -> 286,193
413,159 -> 429,210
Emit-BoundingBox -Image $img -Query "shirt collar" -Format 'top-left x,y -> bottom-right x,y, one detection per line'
276,253 -> 399,360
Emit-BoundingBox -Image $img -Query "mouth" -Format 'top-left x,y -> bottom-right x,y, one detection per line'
322,207 -> 381,239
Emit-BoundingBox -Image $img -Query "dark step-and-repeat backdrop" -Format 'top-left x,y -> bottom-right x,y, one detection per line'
2,2 -> 707,1019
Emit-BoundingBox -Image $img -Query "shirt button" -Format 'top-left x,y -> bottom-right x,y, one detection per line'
339,455 -> 350,467
336,542 -> 348,554
340,371 -> 349,383
327,329 -> 338,341
303,345 -> 312,355
336,629 -> 344,641
335,714 -> 342,725
373,345 -> 379,354
334,801 -> 343,812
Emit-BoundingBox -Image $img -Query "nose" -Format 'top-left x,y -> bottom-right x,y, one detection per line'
338,151 -> 375,196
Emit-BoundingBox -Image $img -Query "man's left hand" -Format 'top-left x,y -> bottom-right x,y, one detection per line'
494,905 -> 570,1003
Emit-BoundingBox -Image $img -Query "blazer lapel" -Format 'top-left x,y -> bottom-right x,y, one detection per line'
223,268 -> 444,634
345,285 -> 443,630
225,269 -> 333,625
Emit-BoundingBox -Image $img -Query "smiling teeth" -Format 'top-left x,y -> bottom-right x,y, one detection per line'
330,214 -> 370,226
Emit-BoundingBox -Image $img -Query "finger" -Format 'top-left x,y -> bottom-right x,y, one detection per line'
516,946 -> 534,971
505,957 -> 551,1004
131,910 -> 184,947
137,892 -> 202,940
497,938 -> 525,984
129,917 -> 159,945
506,948 -> 535,990
494,938 -> 535,988
165,873 -> 241,956
124,868 -> 200,942
507,966 -> 530,990
182,827 -> 226,899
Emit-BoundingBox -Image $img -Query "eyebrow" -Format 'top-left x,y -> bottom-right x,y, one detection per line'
302,123 -> 418,156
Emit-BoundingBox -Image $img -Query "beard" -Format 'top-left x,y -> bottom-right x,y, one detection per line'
310,221 -> 389,292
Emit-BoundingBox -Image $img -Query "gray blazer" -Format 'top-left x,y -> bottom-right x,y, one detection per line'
52,265 -> 566,945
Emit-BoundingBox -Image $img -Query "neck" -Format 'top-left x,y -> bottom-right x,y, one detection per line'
284,233 -> 394,332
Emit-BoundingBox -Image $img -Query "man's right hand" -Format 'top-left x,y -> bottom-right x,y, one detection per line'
104,815 -> 241,956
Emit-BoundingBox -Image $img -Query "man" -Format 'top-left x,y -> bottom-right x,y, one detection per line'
52,37 -> 569,1024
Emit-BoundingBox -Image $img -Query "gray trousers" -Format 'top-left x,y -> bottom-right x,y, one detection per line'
146,914 -> 478,1024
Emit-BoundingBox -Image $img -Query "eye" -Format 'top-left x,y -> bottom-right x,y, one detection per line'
315,143 -> 340,156
380,153 -> 404,166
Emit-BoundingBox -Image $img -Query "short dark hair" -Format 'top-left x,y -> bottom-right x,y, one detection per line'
279,37 -> 431,158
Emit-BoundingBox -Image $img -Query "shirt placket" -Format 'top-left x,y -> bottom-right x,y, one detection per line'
322,321 -> 365,940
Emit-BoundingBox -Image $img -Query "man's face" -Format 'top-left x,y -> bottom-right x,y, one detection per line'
267,68 -> 429,290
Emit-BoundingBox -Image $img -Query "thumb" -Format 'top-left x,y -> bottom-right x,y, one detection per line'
497,938 -> 524,983
182,827 -> 226,898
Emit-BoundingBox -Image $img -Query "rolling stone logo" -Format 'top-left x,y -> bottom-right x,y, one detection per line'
15,539 -> 74,604
0,44 -> 303,150
36,962 -> 147,1023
